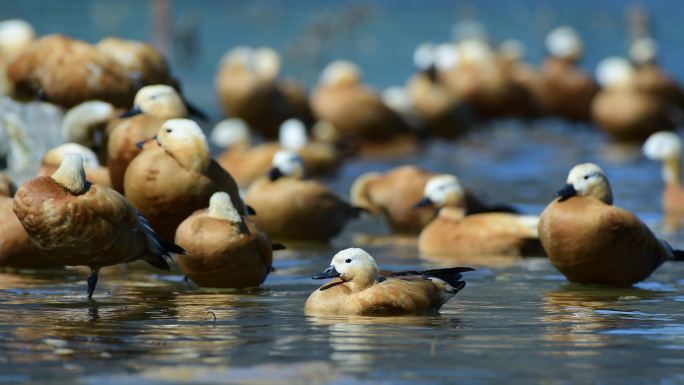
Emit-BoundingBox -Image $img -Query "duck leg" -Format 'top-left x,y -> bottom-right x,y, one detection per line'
87,268 -> 100,299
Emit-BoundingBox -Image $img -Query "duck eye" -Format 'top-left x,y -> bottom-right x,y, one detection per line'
345,259 -> 351,263
583,175 -> 589,180
165,128 -> 172,133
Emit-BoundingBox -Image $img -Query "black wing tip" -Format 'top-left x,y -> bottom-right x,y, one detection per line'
246,205 -> 257,216
160,239 -> 186,255
272,242 -> 287,251
671,249 -> 684,261
146,255 -> 171,271
352,206 -> 368,217
485,203 -> 520,214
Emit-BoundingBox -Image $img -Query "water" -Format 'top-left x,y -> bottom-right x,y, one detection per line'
3,1 -> 684,384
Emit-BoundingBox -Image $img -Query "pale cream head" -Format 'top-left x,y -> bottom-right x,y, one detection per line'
51,153 -> 87,194
157,119 -> 210,172
413,42 -> 436,70
43,143 -> 101,169
253,47 -> 281,80
61,101 -> 115,145
271,150 -> 305,179
210,118 -> 251,149
630,37 -> 658,66
565,163 -> 613,204
434,43 -> 460,71
498,39 -> 525,61
330,248 -> 380,287
381,86 -> 414,116
0,19 -> 35,57
458,39 -> 494,66
545,26 -> 583,60
133,85 -> 188,119
643,131 -> 682,185
279,118 -> 308,151
208,192 -> 241,224
595,57 -> 636,88
423,174 -> 464,208
320,60 -> 362,86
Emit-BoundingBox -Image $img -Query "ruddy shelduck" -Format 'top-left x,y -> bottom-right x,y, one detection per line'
38,143 -> 112,188
13,153 -> 183,297
124,119 -> 246,240
416,174 -> 541,257
539,163 -> 679,286
245,150 -> 358,241
305,248 -> 473,315
175,192 -> 278,288
643,131 -> 684,213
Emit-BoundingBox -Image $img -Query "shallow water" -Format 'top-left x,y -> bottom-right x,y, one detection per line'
2,123 -> 684,384
4,1 -> 684,384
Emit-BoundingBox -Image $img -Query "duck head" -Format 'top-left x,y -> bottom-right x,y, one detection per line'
643,131 -> 682,185
154,118 -> 210,173
545,26 -> 583,62
208,192 -> 242,226
415,174 -> 464,209
596,57 -> 636,89
313,248 -> 380,289
268,150 -> 304,181
210,118 -> 251,150
319,60 -> 361,87
279,118 -> 308,151
120,85 -> 188,120
43,143 -> 101,169
61,101 -> 115,146
557,163 -> 613,204
51,153 -> 87,195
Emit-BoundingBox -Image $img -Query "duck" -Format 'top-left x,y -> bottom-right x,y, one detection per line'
13,153 -> 183,297
6,34 -> 137,108
106,84 -> 195,192
643,131 -> 684,214
245,150 -> 359,241
38,143 -> 112,188
407,43 -> 470,138
175,192 -> 277,288
124,118 -> 246,240
630,37 -> 684,112
0,19 -> 35,96
416,174 -> 540,257
591,57 -> 675,142
538,162 -> 678,286
61,100 -> 118,158
0,173 -> 59,269
96,37 -> 174,87
216,118 -> 340,187
537,26 -> 598,122
215,46 -> 311,140
304,247 -> 473,315
310,60 -> 412,144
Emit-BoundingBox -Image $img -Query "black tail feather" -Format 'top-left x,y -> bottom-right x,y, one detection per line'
390,267 -> 475,287
671,249 -> 684,261
246,205 -> 257,216
160,239 -> 185,256
272,242 -> 287,251
351,206 -> 368,218
145,255 -> 171,271
483,203 -> 520,214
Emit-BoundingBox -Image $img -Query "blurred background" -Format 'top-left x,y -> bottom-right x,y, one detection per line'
5,0 -> 684,118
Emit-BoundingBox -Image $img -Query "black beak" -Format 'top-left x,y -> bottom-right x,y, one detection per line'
184,99 -> 209,122
37,88 -> 49,102
246,205 -> 257,216
424,65 -> 438,83
120,105 -> 143,118
556,184 -> 578,202
136,135 -> 158,149
413,197 -> 434,208
268,167 -> 284,182
312,265 -> 340,280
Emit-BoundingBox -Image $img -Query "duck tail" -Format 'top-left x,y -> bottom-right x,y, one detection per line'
662,240 -> 684,262
417,267 -> 475,288
145,255 -> 171,271
483,203 -> 520,214
159,239 -> 186,256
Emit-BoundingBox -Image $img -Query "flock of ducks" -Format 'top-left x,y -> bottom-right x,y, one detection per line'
0,18 -> 684,316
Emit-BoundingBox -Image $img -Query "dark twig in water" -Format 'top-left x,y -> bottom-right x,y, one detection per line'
206,311 -> 217,323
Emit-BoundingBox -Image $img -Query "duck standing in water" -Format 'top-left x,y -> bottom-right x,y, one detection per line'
539,163 -> 679,286
13,153 -> 183,298
643,131 -> 684,214
305,248 -> 473,315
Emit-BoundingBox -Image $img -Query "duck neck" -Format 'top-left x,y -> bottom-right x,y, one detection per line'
52,163 -> 87,195
348,276 -> 378,292
663,158 -> 682,187
438,206 -> 466,221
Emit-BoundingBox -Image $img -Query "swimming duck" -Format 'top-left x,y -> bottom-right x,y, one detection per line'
175,192 -> 276,288
96,37 -> 174,87
0,173 -> 59,269
245,150 -> 358,241
38,143 -> 112,188
124,118 -> 246,240
416,174 -> 540,257
310,60 -> 411,143
591,57 -> 675,142
629,37 -> 684,113
6,34 -> 137,108
13,153 -> 182,297
0,19 -> 35,96
107,84 -> 194,192
643,131 -> 684,214
539,162 -> 677,286
304,247 -> 473,315
407,43 -> 470,138
217,118 -> 340,187
216,46 -> 311,139
537,26 -> 598,122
